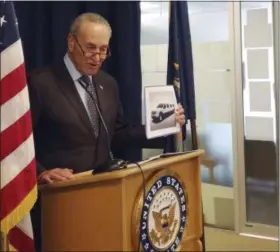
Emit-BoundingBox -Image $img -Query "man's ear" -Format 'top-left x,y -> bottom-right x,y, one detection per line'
67,33 -> 75,52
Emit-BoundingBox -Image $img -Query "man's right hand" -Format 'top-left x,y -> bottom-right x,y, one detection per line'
38,168 -> 74,184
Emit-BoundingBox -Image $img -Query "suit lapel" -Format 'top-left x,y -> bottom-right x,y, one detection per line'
53,62 -> 94,135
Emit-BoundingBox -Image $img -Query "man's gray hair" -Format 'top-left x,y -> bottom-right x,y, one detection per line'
70,13 -> 112,36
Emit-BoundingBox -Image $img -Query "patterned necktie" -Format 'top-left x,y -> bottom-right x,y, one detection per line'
79,75 -> 100,137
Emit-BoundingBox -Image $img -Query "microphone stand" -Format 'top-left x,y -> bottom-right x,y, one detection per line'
78,78 -> 126,174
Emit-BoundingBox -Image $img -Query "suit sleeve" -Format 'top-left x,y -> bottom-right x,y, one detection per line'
27,75 -> 46,176
111,82 -> 166,150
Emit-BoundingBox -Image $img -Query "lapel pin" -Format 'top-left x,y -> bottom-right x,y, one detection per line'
99,85 -> 103,90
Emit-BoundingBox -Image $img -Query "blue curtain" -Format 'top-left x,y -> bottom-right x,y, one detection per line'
14,1 -> 142,162
164,1 -> 196,153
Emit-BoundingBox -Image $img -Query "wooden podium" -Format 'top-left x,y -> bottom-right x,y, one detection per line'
39,150 -> 204,251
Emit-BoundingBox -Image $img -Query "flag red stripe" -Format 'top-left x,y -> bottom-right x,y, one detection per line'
9,226 -> 34,252
0,110 -> 32,161
0,159 -> 37,220
0,64 -> 26,105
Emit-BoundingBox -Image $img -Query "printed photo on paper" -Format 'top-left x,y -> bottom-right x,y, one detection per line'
145,85 -> 180,139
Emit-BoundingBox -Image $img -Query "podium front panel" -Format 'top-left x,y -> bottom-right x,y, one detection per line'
40,151 -> 203,251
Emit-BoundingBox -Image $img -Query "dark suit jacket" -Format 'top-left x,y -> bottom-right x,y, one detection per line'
28,61 -> 165,175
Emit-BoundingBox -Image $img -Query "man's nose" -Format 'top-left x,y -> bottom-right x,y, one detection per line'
92,53 -> 101,61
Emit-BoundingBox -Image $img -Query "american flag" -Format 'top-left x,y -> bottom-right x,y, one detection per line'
0,1 -> 37,251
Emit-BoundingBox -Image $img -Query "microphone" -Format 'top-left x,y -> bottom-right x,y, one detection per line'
78,77 -> 126,174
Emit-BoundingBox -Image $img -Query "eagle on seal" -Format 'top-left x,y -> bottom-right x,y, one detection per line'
150,203 -> 178,245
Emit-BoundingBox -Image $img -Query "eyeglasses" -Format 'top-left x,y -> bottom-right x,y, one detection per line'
71,33 -> 111,58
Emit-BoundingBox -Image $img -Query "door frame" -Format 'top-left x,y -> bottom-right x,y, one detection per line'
275,0 -> 280,241
233,1 -> 279,239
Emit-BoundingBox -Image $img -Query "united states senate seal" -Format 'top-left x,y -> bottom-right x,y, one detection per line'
132,170 -> 187,252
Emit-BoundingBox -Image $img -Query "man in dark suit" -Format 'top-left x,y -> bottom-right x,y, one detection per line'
29,13 -> 185,251
28,12 -> 185,184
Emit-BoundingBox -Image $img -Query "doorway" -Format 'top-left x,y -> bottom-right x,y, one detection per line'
234,1 -> 279,239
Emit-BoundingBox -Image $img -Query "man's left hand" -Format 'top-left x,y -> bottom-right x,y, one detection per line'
175,104 -> 186,126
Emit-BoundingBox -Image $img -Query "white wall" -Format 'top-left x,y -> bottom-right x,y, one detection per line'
141,4 -> 236,229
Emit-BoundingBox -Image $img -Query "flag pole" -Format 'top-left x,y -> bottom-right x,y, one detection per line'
0,232 -> 10,252
169,0 -> 184,152
191,119 -> 198,149
0,232 -> 3,251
